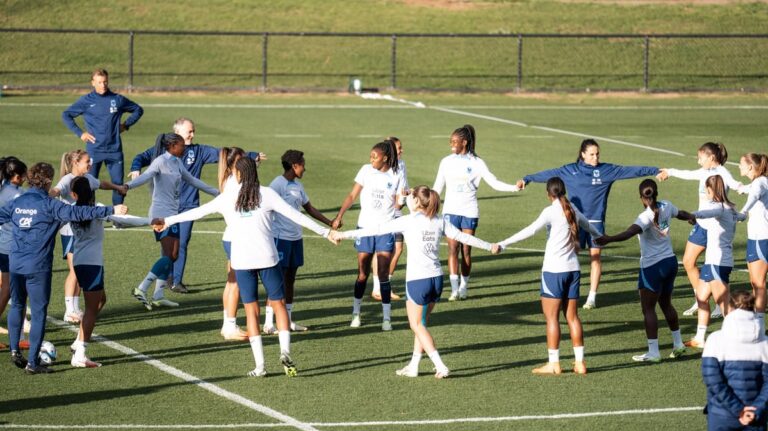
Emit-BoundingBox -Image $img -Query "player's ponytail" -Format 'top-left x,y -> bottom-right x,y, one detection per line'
705,175 -> 735,209
452,124 -> 477,157
235,157 -> 260,212
700,142 -> 728,166
547,177 -> 578,248
71,175 -> 95,230
639,179 -> 660,228
27,162 -> 55,191
410,185 -> 440,218
742,152 -> 768,178
373,140 -> 399,173
218,147 -> 245,192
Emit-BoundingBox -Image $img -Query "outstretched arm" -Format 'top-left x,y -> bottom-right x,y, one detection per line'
498,209 -> 549,248
180,168 -> 219,196
303,201 -> 334,227
595,224 -> 642,246
332,183 -> 362,229
444,222 -> 493,251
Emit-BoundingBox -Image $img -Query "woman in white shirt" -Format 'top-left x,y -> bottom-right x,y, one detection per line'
497,177 -> 599,375
156,157 -> 336,378
433,124 -> 519,301
738,153 -> 768,333
339,185 -> 499,378
595,179 -> 694,362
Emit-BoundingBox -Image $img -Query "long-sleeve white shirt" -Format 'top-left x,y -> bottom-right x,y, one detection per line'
499,199 -> 599,273
343,212 -> 492,281
433,153 -> 519,218
666,165 -> 742,210
0,183 -> 23,255
126,152 -> 219,218
54,173 -> 100,236
69,203 -> 149,266
164,186 -> 330,270
740,176 -> 768,240
354,164 -> 402,228
694,202 -> 742,267
633,200 -> 679,268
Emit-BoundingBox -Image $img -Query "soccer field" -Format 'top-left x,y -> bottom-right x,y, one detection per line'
0,92 -> 766,430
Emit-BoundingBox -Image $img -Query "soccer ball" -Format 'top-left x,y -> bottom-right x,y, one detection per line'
39,340 -> 57,366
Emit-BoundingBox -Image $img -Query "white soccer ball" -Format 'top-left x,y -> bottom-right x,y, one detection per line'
39,340 -> 57,365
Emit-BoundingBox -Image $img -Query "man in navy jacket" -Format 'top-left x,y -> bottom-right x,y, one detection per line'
62,68 -> 143,205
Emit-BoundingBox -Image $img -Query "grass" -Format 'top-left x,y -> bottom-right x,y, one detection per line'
0,91 -> 766,430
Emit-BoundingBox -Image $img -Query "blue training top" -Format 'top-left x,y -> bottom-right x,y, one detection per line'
62,90 -> 143,159
523,160 -> 658,222
0,188 -> 112,274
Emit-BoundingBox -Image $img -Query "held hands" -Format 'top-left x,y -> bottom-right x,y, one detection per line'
515,179 -> 525,190
257,152 -> 268,161
593,235 -> 609,247
113,204 -> 128,216
150,218 -> 166,232
80,132 -> 96,144
656,169 -> 669,181
490,243 -> 502,255
331,217 -> 343,230
116,184 -> 129,196
327,230 -> 344,245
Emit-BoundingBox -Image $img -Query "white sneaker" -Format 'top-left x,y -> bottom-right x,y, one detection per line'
582,300 -> 596,310
458,288 -> 467,300
247,367 -> 267,377
63,312 -> 81,324
710,305 -> 723,319
395,366 -> 418,377
434,367 -> 450,379
382,319 -> 392,331
632,353 -> 661,363
448,292 -> 459,302
350,314 -> 361,328
682,302 -> 699,316
290,322 -> 308,332
221,326 -> 249,341
151,298 -> 179,308
262,325 -> 277,335
71,356 -> 102,368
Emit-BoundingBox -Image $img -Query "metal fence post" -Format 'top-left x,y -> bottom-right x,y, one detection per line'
391,34 -> 397,90
128,31 -> 134,93
643,35 -> 650,92
262,33 -> 269,92
517,34 -> 523,92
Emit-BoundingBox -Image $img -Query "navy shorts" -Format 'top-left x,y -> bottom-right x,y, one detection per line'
541,271 -> 581,300
222,240 -> 231,260
700,264 -> 732,285
0,253 -> 8,273
638,256 -> 678,294
405,276 -> 444,306
747,239 -> 768,263
444,214 -> 478,231
275,238 -> 304,268
74,264 -> 105,292
61,234 -> 74,259
688,224 -> 708,247
578,221 -> 604,250
355,231 -> 395,254
234,266 -> 285,304
155,224 -> 180,241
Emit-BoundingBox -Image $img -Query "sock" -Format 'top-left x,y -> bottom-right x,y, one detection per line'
647,339 -> 660,357
587,291 -> 596,303
382,303 -> 392,321
353,297 -> 363,315
380,280 -> 392,304
222,310 -> 229,326
671,329 -> 684,348
74,342 -> 87,360
459,275 -> 470,291
249,336 -> 265,370
224,317 -> 236,330
695,325 -> 708,342
143,256 -> 172,294
65,296 -> 75,315
548,348 -> 560,363
138,272 -> 158,293
265,306 -> 275,327
152,278 -> 167,301
407,351 -> 422,369
449,274 -> 459,295
73,296 -> 81,314
573,346 -> 584,362
353,280 -> 366,300
71,338 -> 84,351
286,303 -> 293,322
372,276 -> 381,295
427,350 -> 447,371
758,313 -> 766,337
713,303 -> 722,314
278,330 -> 291,355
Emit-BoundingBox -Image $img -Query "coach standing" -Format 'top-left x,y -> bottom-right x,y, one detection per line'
62,68 -> 143,205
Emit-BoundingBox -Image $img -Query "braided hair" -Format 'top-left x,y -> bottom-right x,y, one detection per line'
235,157 -> 261,212
372,140 -> 399,173
452,124 -> 477,156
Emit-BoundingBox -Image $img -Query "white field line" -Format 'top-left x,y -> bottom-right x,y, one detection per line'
0,103 -> 411,109
0,406 -> 704,429
274,134 -> 322,138
46,317 -> 319,431
439,105 -> 768,110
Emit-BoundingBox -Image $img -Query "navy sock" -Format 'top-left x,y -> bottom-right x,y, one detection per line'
353,280 -> 366,299
380,280 -> 391,304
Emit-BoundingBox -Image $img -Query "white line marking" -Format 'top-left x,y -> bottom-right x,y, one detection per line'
0,103 -> 412,109
274,134 -> 321,138
430,135 -> 447,138
46,317 -> 318,431
431,106 -> 529,127
514,135 -> 555,138
438,105 -> 768,110
356,134 -> 383,138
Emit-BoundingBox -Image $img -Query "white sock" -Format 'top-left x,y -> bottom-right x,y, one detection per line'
671,329 -> 683,348
647,339 -> 660,357
71,338 -> 84,351
382,303 -> 392,321
73,296 -> 81,314
224,317 -> 236,330
713,303 -> 722,314
138,271 -> 158,293
427,350 -> 446,371
65,296 -> 75,315
587,291 -> 596,303
573,346 -> 584,362
74,342 -> 87,360
407,351 -> 422,369
757,313 -> 766,337
548,348 -> 560,363
353,298 -> 362,315
249,336 -> 265,370
449,274 -> 459,295
286,303 -> 293,322
372,276 -> 381,295
278,330 -> 291,355
265,306 -> 275,327
459,275 -> 469,291
695,325 -> 708,342
152,279 -> 167,301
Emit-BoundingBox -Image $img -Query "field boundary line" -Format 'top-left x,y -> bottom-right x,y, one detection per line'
46,317 -> 319,431
0,102 -> 412,109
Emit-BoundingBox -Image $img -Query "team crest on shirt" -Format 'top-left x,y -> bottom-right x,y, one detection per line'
467,167 -> 472,174
387,182 -> 393,190
109,99 -> 118,114
591,169 -> 602,185
186,149 -> 195,166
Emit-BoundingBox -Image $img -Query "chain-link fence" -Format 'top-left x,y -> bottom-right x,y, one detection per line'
1,28 -> 766,92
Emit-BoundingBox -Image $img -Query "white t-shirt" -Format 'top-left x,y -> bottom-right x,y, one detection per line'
633,200 -> 678,268
433,153 -> 519,218
270,175 -> 310,241
354,164 -> 401,228
694,202 -> 741,267
0,183 -> 23,255
499,199 -> 599,273
165,186 -> 329,270
667,165 -> 742,210
343,212 -> 492,281
741,176 -> 768,240
54,173 -> 100,236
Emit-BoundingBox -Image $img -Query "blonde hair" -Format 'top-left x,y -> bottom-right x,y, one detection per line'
217,147 -> 245,192
59,149 -> 88,178
410,185 -> 440,218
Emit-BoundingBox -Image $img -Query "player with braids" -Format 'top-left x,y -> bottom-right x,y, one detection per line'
332,140 -> 403,331
433,124 -> 519,301
738,153 -> 768,334
497,177 -> 601,375
596,179 -> 695,362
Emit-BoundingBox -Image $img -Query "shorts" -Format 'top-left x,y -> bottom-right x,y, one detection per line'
578,221 -> 604,250
234,265 -> 285,304
155,224 -> 180,241
747,239 -> 768,263
638,256 -> 678,294
541,271 -> 581,300
687,224 -> 708,247
700,264 -> 732,285
275,238 -> 304,268
405,276 -> 444,306
73,265 -> 105,292
444,214 -> 479,231
354,231 -> 395,254
222,240 -> 231,260
61,234 -> 74,259
0,253 -> 8,273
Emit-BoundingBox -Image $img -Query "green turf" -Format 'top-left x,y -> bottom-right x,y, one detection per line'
0,92 -> 767,430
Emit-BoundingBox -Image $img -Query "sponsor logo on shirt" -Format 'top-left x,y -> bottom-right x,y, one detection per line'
15,208 -> 37,216
18,217 -> 32,228
591,170 -> 602,185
